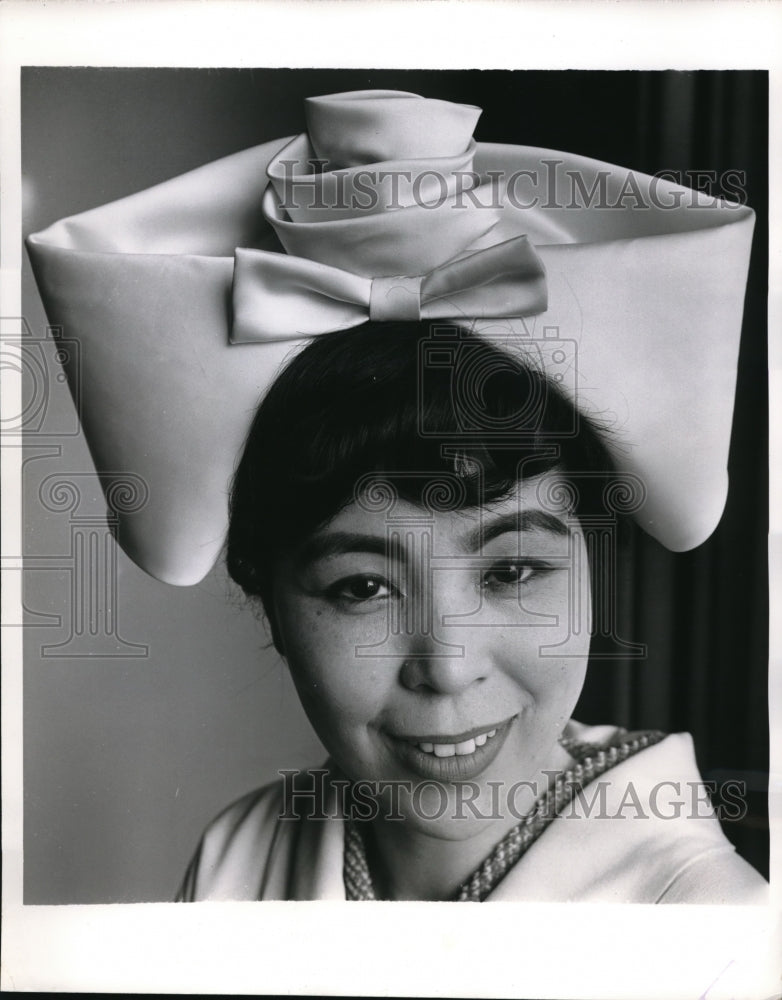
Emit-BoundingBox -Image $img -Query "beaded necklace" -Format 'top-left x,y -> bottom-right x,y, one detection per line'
343,729 -> 666,901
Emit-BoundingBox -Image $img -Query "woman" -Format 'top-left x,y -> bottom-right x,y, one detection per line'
169,322 -> 764,902
26,86 -> 767,903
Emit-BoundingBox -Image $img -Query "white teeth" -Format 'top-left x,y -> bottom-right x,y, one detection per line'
416,726 -> 501,756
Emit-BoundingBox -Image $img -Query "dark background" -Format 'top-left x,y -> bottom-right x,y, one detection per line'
22,68 -> 768,899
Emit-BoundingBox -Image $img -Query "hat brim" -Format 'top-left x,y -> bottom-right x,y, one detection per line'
27,136 -> 754,583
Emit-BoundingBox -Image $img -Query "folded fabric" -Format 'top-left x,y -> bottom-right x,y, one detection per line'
27,89 -> 755,585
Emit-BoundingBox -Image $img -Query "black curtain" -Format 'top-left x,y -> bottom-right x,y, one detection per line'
541,72 -> 769,877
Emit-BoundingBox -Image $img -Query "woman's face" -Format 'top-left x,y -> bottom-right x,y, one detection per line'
272,473 -> 591,838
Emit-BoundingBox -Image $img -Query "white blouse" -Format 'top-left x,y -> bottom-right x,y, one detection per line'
177,722 -> 767,904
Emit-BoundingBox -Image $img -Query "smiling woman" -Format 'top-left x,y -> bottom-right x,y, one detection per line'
173,323 -> 765,903
274,485 -> 589,903
25,83 -> 768,904
219,324 -> 602,901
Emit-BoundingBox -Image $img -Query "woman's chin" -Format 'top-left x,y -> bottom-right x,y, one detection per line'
372,780 -> 520,843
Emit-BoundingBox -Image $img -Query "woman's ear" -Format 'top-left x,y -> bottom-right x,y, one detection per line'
266,595 -> 286,657
267,617 -> 286,657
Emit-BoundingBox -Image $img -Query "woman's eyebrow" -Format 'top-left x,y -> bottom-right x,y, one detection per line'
467,509 -> 570,550
295,531 -> 402,566
295,510 -> 569,565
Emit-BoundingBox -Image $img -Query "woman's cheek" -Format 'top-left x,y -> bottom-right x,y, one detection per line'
278,601 -> 387,725
517,655 -> 589,736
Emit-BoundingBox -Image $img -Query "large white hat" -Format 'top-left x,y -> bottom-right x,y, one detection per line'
27,89 -> 755,585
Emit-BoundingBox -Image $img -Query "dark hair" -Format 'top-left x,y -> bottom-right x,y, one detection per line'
227,321 -> 617,611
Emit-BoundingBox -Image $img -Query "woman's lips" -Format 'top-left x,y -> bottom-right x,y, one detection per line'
382,716 -> 515,782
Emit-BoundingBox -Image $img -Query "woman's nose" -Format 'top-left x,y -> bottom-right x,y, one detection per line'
397,575 -> 490,695
399,650 -> 489,695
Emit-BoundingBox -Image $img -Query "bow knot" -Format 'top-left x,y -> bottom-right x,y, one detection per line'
369,275 -> 423,322
231,235 -> 547,343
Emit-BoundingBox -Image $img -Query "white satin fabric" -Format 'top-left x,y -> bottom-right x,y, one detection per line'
176,722 -> 767,904
27,90 -> 756,584
231,235 -> 547,341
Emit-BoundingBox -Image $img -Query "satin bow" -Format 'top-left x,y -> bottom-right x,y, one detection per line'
230,235 -> 547,342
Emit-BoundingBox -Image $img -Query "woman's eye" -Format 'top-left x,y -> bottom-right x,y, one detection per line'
482,562 -> 544,590
328,575 -> 396,604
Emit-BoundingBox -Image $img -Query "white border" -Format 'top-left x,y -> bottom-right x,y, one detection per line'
2,1 -> 780,996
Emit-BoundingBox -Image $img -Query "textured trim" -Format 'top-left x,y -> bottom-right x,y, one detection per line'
343,728 -> 667,902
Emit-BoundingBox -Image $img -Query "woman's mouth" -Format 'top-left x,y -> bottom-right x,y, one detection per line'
382,717 -> 515,782
416,725 -> 498,757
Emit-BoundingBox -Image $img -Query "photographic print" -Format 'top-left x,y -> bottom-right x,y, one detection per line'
2,3 -> 779,997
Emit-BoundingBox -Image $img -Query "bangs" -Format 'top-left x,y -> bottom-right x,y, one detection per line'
228,322 -> 615,600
